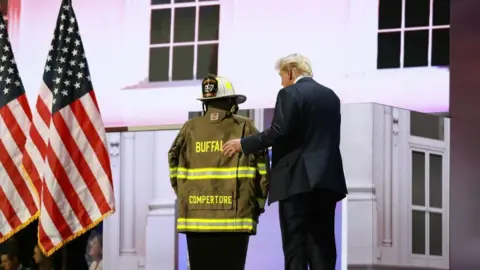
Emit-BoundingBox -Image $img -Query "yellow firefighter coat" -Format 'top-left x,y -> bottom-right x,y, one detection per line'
168,111 -> 269,234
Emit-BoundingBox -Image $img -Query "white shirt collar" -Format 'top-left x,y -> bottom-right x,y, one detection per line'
294,75 -> 307,84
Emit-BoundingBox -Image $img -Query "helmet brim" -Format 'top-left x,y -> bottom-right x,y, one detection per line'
197,94 -> 246,104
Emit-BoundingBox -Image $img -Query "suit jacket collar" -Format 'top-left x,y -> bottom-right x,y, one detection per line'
295,76 -> 312,84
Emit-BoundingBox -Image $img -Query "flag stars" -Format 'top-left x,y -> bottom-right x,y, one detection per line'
61,90 -> 68,96
5,78 -> 11,84
67,70 -> 73,76
3,88 -> 8,94
0,24 -> 5,29
45,66 -> 51,72
7,68 -> 13,74
74,82 -> 80,89
3,45 -> 9,51
14,81 -> 20,86
67,27 -> 74,33
1,56 -> 6,62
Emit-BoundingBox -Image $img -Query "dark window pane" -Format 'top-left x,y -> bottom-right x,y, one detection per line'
404,30 -> 428,67
433,0 -> 450,25
429,154 -> 443,208
172,45 -> 194,81
149,47 -> 170,82
196,43 -> 218,80
432,28 -> 449,66
378,0 -> 402,29
429,212 -> 443,256
150,9 -> 171,44
377,32 -> 401,69
151,0 -> 171,4
405,0 -> 430,27
412,210 -> 426,254
174,7 -> 195,43
412,151 -> 426,206
410,111 -> 445,140
174,0 -> 194,2
0,0 -> 7,12
198,5 -> 220,41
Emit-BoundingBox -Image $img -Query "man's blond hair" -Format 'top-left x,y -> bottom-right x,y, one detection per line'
275,53 -> 313,77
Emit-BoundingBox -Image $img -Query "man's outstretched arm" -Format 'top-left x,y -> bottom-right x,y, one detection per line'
240,88 -> 299,155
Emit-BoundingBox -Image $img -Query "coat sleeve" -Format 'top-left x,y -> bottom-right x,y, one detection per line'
247,123 -> 270,213
168,122 -> 188,195
254,148 -> 270,213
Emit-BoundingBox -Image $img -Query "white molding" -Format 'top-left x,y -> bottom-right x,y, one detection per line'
119,133 -> 137,255
347,184 -> 376,201
253,108 -> 264,131
382,106 -> 393,247
148,198 -> 176,216
103,133 -> 123,270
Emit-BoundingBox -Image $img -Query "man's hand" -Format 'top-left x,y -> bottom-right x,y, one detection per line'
223,139 -> 242,157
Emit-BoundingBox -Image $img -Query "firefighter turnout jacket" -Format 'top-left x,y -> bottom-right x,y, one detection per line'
168,112 -> 270,234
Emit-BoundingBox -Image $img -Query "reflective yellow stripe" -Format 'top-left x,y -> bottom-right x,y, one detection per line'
176,218 -> 256,232
169,167 -> 256,179
257,198 -> 266,209
257,163 -> 267,175
170,167 -> 178,178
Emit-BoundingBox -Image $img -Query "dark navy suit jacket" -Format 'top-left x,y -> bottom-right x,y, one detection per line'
241,77 -> 347,204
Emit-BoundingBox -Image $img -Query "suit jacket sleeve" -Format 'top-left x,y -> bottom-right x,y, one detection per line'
168,122 -> 188,195
241,88 -> 299,155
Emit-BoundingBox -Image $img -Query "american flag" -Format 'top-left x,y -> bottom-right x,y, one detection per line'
23,1 -> 115,255
0,13 -> 39,242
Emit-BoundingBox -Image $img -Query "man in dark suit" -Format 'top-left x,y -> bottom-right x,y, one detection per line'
223,53 -> 347,270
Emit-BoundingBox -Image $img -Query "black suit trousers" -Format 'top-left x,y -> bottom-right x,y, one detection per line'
186,232 -> 249,270
279,189 -> 339,270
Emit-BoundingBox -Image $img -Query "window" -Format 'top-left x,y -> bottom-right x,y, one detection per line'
149,0 -> 220,82
377,0 -> 450,69
0,0 -> 8,26
411,151 -> 444,257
